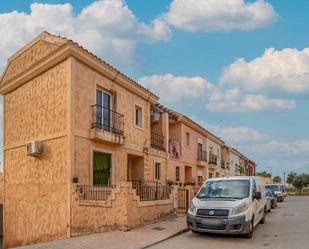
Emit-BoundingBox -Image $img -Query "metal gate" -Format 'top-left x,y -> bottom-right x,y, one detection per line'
177,188 -> 189,213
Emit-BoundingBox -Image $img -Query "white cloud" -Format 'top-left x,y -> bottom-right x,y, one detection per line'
220,126 -> 269,142
190,117 -> 268,143
209,87 -> 241,102
249,140 -> 309,155
164,0 -> 277,32
221,47 -> 309,93
138,74 -> 215,103
0,0 -> 171,68
139,72 -> 297,112
207,93 -> 296,112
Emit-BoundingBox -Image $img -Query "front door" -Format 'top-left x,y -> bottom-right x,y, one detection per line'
93,151 -> 111,185
96,89 -> 111,131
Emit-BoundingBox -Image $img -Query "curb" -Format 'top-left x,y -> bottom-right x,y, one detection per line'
139,227 -> 189,249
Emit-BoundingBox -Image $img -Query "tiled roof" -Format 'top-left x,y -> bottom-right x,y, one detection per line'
45,31 -> 158,99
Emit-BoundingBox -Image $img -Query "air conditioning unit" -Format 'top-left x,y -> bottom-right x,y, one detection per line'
151,112 -> 160,123
26,141 -> 43,156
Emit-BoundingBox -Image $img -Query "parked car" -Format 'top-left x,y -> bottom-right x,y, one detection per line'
265,184 -> 286,202
187,176 -> 267,238
265,189 -> 277,210
266,194 -> 272,213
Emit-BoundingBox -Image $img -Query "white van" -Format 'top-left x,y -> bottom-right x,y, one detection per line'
265,184 -> 286,202
187,176 -> 267,238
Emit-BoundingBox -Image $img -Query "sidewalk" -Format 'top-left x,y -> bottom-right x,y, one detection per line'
14,215 -> 188,249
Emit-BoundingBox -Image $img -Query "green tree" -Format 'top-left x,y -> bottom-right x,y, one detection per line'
287,172 -> 297,184
292,175 -> 306,192
256,171 -> 271,178
273,176 -> 282,183
303,174 -> 309,186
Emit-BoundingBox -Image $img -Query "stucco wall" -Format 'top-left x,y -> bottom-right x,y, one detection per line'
0,173 -> 3,204
1,40 -> 60,85
168,122 -> 207,185
71,182 -> 173,236
3,60 -> 70,248
180,124 -> 207,165
229,151 -> 240,175
72,60 -> 168,186
74,60 -> 151,149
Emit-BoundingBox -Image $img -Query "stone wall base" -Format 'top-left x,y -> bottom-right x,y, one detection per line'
71,182 -> 175,237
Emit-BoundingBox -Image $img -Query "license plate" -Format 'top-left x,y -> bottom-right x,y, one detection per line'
198,218 -> 221,226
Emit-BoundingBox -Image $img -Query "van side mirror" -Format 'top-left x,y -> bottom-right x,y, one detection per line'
254,191 -> 262,200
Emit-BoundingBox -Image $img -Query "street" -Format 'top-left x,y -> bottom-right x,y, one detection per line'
149,196 -> 309,249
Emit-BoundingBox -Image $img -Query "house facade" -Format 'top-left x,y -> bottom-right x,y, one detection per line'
206,132 -> 225,178
0,32 -> 173,248
166,112 -> 208,186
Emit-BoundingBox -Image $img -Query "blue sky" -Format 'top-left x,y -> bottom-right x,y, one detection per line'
0,0 -> 309,178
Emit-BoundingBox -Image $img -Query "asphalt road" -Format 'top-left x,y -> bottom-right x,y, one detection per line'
150,196 -> 309,249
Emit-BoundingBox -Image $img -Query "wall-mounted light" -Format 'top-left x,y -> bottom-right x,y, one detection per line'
72,176 -> 78,183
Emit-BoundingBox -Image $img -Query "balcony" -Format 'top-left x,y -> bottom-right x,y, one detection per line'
151,132 -> 166,151
208,153 -> 218,167
235,164 -> 241,172
90,105 -> 125,145
197,150 -> 207,166
221,160 -> 225,169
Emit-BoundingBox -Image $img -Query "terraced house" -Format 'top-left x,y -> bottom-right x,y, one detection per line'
165,110 -> 209,186
0,32 -> 256,248
0,32 -> 173,248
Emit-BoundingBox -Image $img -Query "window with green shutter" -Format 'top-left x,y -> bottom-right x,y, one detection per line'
93,151 -> 111,185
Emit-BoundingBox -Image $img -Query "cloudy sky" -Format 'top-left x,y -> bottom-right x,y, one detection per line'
0,0 -> 308,177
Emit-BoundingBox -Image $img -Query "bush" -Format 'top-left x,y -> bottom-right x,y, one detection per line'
292,175 -> 307,192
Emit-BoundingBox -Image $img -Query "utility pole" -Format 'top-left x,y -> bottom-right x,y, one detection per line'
283,172 -> 286,186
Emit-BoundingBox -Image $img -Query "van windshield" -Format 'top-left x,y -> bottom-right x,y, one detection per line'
265,185 -> 282,191
196,180 -> 250,199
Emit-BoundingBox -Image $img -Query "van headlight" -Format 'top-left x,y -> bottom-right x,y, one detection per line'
189,201 -> 197,215
231,202 -> 249,215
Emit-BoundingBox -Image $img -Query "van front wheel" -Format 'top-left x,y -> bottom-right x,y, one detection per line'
244,219 -> 254,239
260,208 -> 266,224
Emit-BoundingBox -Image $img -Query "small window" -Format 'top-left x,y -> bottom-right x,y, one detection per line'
209,173 -> 213,179
155,162 -> 161,180
176,166 -> 180,182
135,105 -> 142,127
186,132 -> 190,146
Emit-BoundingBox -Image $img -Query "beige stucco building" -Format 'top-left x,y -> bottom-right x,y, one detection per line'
0,32 -> 174,248
206,132 -> 225,178
221,146 -> 256,176
166,111 -> 208,186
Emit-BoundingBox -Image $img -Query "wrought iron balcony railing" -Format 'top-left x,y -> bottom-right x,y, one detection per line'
221,160 -> 225,169
197,150 -> 207,162
130,180 -> 170,201
151,132 -> 165,151
209,153 -> 218,165
76,184 -> 116,201
91,105 -> 124,135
